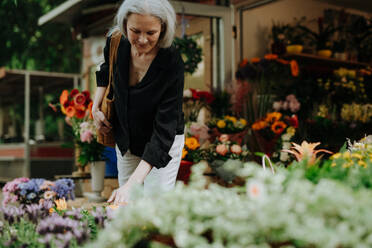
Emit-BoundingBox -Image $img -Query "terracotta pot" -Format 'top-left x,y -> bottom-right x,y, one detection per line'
177,160 -> 194,184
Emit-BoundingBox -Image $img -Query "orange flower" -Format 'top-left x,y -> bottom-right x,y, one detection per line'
282,141 -> 333,165
251,57 -> 260,63
75,104 -> 86,111
271,121 -> 287,134
252,120 -> 267,130
239,58 -> 249,68
265,112 -> 282,123
276,58 -> 289,65
59,90 -> 69,105
185,137 -> 200,150
88,101 -> 93,119
65,106 -> 76,118
75,109 -> 86,119
54,198 -> 67,210
290,60 -> 299,77
264,54 -> 278,60
182,148 -> 188,159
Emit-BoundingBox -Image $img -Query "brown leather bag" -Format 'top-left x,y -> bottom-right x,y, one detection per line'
97,31 -> 122,148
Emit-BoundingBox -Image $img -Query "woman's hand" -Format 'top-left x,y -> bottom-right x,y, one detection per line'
107,160 -> 153,205
92,109 -> 112,134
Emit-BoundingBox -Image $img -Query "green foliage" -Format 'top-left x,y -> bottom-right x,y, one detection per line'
0,219 -> 41,248
1,0 -> 81,72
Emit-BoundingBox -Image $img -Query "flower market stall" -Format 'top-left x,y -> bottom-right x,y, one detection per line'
0,68 -> 81,180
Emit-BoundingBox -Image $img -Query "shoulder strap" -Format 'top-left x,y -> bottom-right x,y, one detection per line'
108,30 -> 122,88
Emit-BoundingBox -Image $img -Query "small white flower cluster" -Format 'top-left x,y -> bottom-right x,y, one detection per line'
89,163 -> 372,248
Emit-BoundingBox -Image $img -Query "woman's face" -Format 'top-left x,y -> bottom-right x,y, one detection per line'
126,13 -> 162,54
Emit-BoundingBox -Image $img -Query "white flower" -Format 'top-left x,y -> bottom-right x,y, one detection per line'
183,89 -> 192,98
280,152 -> 289,161
246,180 -> 265,200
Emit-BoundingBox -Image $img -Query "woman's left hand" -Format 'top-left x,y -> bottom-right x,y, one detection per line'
108,183 -> 132,204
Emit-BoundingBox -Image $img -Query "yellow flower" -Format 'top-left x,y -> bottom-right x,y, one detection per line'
229,116 -> 237,123
239,118 -> 247,126
182,148 -> 188,159
351,153 -> 363,160
331,153 -> 341,159
217,120 -> 226,129
54,198 -> 67,211
331,162 -> 337,167
343,151 -> 351,159
286,126 -> 296,136
49,208 -> 55,214
358,160 -> 367,168
185,137 -> 200,150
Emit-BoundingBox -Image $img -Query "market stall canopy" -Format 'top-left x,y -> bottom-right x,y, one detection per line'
0,67 -> 80,105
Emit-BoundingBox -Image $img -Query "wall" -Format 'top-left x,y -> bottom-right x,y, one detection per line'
234,0 -> 371,63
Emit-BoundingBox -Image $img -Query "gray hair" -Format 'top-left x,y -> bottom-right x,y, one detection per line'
109,0 -> 176,48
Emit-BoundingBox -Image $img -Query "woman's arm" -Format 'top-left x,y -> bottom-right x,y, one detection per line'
108,160 -> 152,204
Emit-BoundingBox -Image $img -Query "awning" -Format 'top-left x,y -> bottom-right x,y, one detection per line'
38,0 -> 87,26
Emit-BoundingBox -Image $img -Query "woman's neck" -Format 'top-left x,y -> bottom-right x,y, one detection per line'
131,46 -> 159,58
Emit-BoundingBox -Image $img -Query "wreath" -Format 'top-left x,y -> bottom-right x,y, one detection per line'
174,36 -> 202,75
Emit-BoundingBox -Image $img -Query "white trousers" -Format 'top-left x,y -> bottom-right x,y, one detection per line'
115,134 -> 184,196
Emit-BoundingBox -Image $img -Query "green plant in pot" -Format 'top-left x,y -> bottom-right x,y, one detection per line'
284,18 -> 307,54
270,21 -> 288,55
346,15 -> 372,63
298,17 -> 339,57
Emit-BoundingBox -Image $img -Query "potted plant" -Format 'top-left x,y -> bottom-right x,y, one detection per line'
298,17 -> 339,57
285,18 -> 306,54
270,21 -> 288,55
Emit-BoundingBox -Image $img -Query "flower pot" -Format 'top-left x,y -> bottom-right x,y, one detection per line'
317,49 -> 332,58
177,160 -> 194,184
84,161 -> 106,202
286,45 -> 303,54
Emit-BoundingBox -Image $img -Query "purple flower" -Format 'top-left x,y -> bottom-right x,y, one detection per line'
51,179 -> 75,200
1,205 -> 25,225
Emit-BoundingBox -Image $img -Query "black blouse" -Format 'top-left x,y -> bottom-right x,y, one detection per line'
96,35 -> 185,169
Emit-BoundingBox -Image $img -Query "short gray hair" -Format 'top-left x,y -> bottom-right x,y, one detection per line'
109,0 -> 176,48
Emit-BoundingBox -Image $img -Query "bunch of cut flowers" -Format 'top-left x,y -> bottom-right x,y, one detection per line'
183,88 -> 214,122
50,89 -> 105,166
2,178 -> 74,206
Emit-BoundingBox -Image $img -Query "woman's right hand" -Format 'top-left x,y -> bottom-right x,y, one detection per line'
92,109 -> 112,134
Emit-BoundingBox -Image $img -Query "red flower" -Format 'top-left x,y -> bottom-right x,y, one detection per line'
197,91 -> 214,104
289,115 -> 299,128
74,93 -> 86,106
190,88 -> 199,100
75,109 -> 86,119
82,90 -> 90,101
69,89 -> 79,98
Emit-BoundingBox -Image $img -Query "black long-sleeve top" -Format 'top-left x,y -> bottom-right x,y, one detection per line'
96,35 -> 185,169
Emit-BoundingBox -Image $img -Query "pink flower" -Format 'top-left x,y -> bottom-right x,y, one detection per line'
286,94 -> 296,101
219,134 -> 229,143
216,144 -> 229,156
80,130 -> 93,143
272,101 -> 283,111
80,122 -> 90,130
190,122 -> 210,141
40,180 -> 55,191
231,144 -> 242,154
44,191 -> 56,200
289,99 -> 301,113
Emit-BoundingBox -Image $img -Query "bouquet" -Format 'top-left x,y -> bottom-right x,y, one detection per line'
205,134 -> 250,163
183,88 -> 214,123
182,136 -> 205,163
50,89 -> 106,166
208,115 -> 248,145
2,178 -> 75,206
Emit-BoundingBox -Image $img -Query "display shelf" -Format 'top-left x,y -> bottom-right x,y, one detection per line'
284,52 -> 371,69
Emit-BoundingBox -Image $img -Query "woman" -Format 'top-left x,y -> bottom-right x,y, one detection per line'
92,0 -> 184,204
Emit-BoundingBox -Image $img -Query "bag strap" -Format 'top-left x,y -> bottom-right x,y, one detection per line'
107,30 -> 122,95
